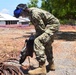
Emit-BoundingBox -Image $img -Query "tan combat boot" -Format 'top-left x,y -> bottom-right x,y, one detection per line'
46,61 -> 55,71
28,63 -> 46,75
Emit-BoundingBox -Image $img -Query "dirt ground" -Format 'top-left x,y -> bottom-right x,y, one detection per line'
0,25 -> 76,75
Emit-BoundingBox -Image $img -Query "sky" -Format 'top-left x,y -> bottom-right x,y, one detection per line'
0,0 -> 41,16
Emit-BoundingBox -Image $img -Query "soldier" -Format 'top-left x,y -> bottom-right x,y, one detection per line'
14,4 -> 60,74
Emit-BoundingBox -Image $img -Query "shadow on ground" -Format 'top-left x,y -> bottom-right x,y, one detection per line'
13,31 -> 76,41
55,31 -> 76,41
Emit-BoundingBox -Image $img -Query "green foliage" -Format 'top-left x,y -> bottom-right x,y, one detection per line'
41,0 -> 76,20
27,0 -> 76,24
60,19 -> 76,25
27,0 -> 38,7
41,0 -> 52,12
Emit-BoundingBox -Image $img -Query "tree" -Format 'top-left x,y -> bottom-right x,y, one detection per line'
27,0 -> 76,24
41,0 -> 52,13
51,0 -> 76,19
41,0 -> 76,19
27,0 -> 38,8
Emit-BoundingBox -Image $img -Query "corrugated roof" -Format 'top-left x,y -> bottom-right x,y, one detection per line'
0,13 -> 19,21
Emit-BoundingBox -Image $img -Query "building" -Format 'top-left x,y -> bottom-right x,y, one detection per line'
0,13 -> 19,25
18,16 -> 30,25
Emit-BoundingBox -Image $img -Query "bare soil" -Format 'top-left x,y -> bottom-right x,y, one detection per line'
0,25 -> 76,75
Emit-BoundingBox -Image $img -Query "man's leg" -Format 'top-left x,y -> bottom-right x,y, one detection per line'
28,32 -> 51,74
45,38 -> 55,71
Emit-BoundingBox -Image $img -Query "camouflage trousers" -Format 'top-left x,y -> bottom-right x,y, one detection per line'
34,32 -> 54,63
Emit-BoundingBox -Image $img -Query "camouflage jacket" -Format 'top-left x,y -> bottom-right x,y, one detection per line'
29,7 -> 60,36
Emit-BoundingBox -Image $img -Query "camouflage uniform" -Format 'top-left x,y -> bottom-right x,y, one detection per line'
29,7 -> 60,63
